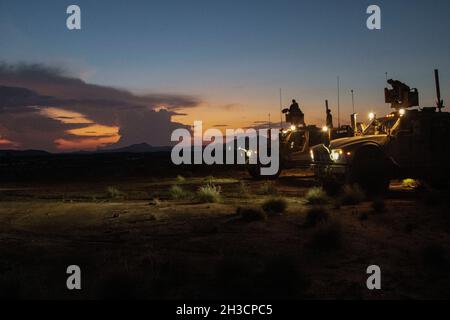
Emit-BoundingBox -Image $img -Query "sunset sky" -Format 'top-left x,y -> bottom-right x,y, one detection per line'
0,0 -> 449,151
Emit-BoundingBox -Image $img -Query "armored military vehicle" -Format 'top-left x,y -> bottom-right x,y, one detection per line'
246,102 -> 354,179
310,70 -> 450,193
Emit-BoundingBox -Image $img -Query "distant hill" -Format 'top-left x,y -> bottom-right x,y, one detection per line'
0,149 -> 51,157
0,143 -> 172,157
98,143 -> 171,153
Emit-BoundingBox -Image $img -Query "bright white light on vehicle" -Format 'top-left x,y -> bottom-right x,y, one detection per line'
399,108 -> 406,116
330,149 -> 343,161
368,112 -> 375,121
310,150 -> 314,161
322,126 -> 329,132
290,125 -> 296,131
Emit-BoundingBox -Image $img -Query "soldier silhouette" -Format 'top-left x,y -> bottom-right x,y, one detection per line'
288,99 -> 305,127
326,108 -> 333,129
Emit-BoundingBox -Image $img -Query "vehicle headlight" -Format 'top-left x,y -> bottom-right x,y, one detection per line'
246,150 -> 257,158
310,149 -> 314,161
330,149 -> 343,161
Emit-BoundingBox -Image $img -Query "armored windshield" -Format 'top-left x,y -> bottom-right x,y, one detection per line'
363,116 -> 400,135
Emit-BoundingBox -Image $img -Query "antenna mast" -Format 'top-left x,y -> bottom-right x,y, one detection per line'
337,76 -> 341,128
279,88 -> 283,128
351,89 -> 355,114
435,69 -> 444,112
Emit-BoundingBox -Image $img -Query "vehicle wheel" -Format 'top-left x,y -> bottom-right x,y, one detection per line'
349,147 -> 389,194
246,160 -> 282,180
319,178 -> 342,196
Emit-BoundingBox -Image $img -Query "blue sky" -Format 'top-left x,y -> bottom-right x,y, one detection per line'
0,0 -> 449,149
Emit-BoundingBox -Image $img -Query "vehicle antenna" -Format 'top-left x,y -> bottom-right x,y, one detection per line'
337,76 -> 341,128
279,88 -> 283,128
269,113 -> 271,129
351,89 -> 355,114
435,69 -> 444,112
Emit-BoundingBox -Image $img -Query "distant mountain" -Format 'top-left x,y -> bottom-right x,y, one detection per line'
98,143 -> 171,153
0,149 -> 51,157
0,143 -> 172,157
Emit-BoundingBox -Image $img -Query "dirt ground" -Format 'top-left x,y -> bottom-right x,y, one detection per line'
0,168 -> 450,300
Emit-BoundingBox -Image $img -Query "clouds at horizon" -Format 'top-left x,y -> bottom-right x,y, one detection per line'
0,62 -> 201,151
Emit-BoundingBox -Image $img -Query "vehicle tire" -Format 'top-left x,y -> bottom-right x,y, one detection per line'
320,179 -> 341,196
348,146 -> 389,194
246,160 -> 282,180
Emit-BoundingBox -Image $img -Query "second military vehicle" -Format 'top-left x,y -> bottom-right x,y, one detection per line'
311,70 -> 450,193
246,101 -> 354,179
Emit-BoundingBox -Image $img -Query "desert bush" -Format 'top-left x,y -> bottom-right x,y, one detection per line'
339,185 -> 365,205
237,207 -> 267,222
304,187 -> 329,205
402,178 -> 420,189
106,186 -> 123,199
307,220 -> 343,252
197,183 -> 221,203
238,181 -> 250,197
304,207 -> 329,227
371,198 -> 386,213
258,181 -> 277,195
149,198 -> 162,206
169,185 -> 190,200
262,197 -> 288,216
176,175 -> 186,183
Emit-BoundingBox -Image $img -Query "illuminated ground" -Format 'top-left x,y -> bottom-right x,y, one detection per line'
0,169 -> 449,299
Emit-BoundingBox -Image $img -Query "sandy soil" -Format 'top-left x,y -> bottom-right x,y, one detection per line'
0,169 -> 449,299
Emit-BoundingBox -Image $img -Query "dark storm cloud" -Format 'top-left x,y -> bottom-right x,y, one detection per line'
0,62 -> 201,151
0,109 -> 87,151
0,86 -> 53,111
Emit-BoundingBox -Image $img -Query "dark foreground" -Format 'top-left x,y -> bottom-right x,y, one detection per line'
0,153 -> 450,299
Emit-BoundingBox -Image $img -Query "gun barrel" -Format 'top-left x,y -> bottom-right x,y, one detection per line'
435,69 -> 443,110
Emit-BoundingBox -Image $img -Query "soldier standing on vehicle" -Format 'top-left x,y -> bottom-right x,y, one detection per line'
326,107 -> 333,129
289,99 -> 305,127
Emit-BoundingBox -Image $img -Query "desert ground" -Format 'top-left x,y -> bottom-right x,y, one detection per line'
0,155 -> 450,299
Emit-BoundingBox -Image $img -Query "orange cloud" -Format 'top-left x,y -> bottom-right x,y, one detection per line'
0,138 -> 16,147
39,107 -> 93,124
66,124 -> 119,137
38,107 -> 120,150
55,135 -> 120,151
